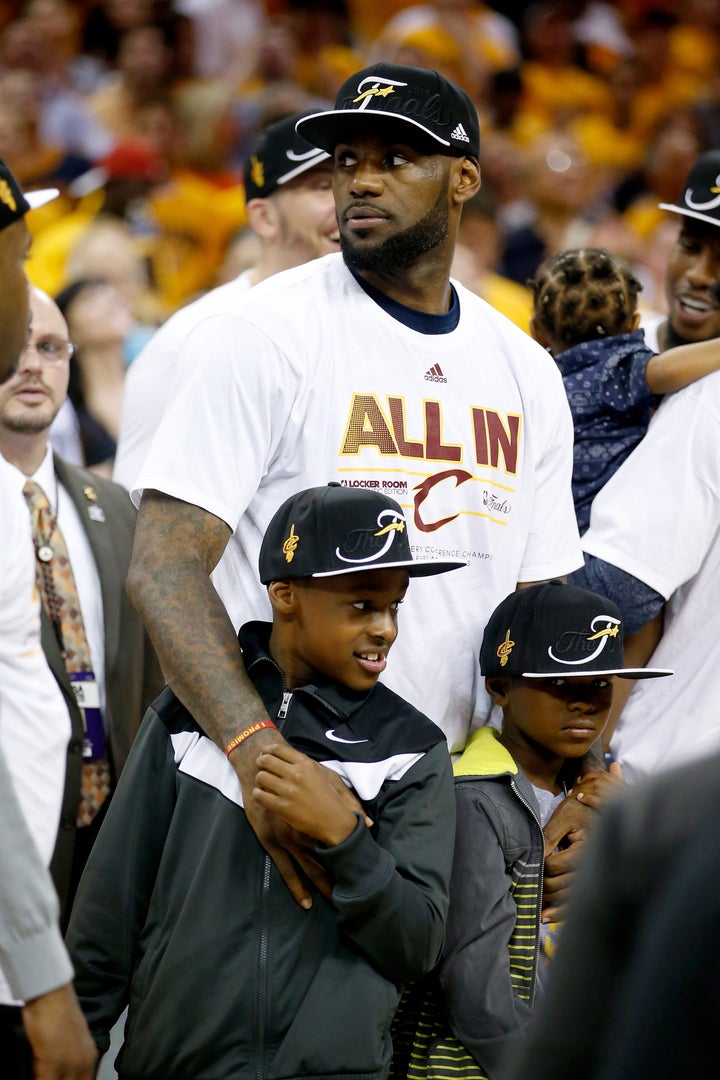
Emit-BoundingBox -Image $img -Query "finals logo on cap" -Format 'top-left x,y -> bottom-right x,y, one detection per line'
659,149 -> 720,231
259,483 -> 466,584
296,62 -> 480,159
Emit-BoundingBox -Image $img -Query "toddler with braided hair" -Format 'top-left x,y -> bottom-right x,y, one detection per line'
529,246 -> 720,532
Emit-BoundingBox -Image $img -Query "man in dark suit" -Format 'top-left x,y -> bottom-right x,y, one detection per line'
0,284 -> 163,927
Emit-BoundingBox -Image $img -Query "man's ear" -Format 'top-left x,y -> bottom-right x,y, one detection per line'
267,579 -> 297,616
246,196 -> 280,241
485,675 -> 510,707
453,157 -> 481,206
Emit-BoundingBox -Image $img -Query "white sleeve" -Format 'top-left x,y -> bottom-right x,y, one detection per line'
0,475 -> 73,1000
517,363 -> 583,583
134,312 -> 300,527
583,380 -> 720,598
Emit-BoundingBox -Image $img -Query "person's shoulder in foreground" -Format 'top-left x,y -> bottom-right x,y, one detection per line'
67,482 -> 462,1079
433,581 -> 671,1080
0,156 -> 96,1079
505,747 -> 720,1080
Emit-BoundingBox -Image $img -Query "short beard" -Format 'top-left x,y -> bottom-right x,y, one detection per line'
0,409 -> 54,436
341,188 -> 449,274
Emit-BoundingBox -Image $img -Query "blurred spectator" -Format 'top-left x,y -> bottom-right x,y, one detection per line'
517,2 -> 611,130
85,22 -> 177,143
451,188 -> 532,332
0,8 -> 113,161
26,144 -> 167,325
65,217 -> 162,351
56,277 -> 134,475
145,78 -> 247,309
282,0 -> 362,100
621,7 -> 700,143
0,68 -> 92,187
618,124 -> 701,243
174,0 -> 265,82
498,131 -> 603,285
369,0 -> 520,103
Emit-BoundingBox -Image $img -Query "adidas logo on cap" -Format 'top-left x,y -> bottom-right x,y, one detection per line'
425,363 -> 447,384
451,122 -> 470,143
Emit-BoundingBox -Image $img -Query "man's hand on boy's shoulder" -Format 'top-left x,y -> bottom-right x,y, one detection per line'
230,730 -> 370,907
255,742 -> 360,850
541,763 -> 625,922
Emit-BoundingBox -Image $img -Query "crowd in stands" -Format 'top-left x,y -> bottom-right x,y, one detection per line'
0,2 -> 716,467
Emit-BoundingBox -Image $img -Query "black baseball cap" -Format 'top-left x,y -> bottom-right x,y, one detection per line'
243,112 -> 332,201
0,159 -> 58,232
259,482 -> 466,583
659,149 -> 720,230
295,63 -> 480,158
480,581 -> 673,680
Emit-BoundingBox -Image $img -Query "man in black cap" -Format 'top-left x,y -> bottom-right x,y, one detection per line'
113,111 -> 340,489
0,159 -> 96,1078
127,63 -> 582,906
648,148 -> 720,351
572,149 -> 720,780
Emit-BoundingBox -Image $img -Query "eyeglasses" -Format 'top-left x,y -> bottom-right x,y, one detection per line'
22,338 -> 76,364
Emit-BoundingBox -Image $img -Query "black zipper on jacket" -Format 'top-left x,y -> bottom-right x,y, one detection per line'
245,649 -> 345,1080
256,687 -> 293,1080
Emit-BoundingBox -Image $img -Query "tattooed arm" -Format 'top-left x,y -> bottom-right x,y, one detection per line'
127,490 -> 324,907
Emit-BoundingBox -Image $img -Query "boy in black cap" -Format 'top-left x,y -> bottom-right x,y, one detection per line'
67,484 -> 462,1079
422,581 -> 672,1080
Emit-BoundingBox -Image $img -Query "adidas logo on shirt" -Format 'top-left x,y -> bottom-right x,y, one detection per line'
450,122 -> 470,143
425,363 -> 447,384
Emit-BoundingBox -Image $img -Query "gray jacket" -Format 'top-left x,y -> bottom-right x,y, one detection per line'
438,726 -> 545,1080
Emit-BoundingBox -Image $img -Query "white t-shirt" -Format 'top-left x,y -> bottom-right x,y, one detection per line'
0,458 -> 70,1004
136,254 -> 582,752
113,271 -> 254,491
583,371 -> 720,780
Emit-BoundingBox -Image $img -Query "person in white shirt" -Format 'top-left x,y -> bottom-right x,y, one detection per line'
573,150 -> 720,780
0,286 -> 163,927
0,157 -> 95,1080
127,63 -> 582,909
112,110 -> 339,491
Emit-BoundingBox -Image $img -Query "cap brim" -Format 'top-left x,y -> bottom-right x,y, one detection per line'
25,188 -> 59,210
311,558 -> 467,579
276,149 -> 331,187
658,203 -> 720,230
521,667 -> 674,680
296,109 -> 452,155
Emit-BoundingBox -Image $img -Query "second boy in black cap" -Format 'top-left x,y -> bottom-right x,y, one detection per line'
423,581 -> 671,1080
68,484 -> 461,1078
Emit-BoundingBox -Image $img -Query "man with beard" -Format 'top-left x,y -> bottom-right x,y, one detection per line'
0,286 -> 163,929
127,64 -> 582,908
571,150 -> 720,780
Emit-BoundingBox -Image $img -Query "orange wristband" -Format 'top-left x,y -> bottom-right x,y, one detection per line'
225,719 -> 277,757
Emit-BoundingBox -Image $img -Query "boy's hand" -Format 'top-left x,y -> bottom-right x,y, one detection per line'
255,743 -> 359,848
568,761 -> 625,811
21,983 -> 98,1080
232,730 -> 370,908
541,763 -> 625,921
